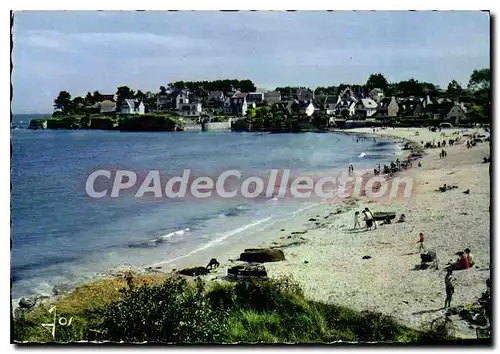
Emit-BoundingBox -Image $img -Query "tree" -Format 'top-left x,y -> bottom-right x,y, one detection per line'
159,86 -> 167,95
366,73 -> 388,91
54,91 -> 72,113
116,86 -> 135,105
135,90 -> 146,101
92,91 -> 103,103
84,92 -> 94,105
468,68 -> 491,91
72,96 -> 85,108
395,79 -> 424,97
447,80 -> 463,99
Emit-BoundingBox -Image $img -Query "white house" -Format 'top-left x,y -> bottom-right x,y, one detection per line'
120,99 -> 145,115
179,103 -> 202,118
369,88 -> 384,103
174,89 -> 190,109
300,101 -> 316,117
354,98 -> 378,119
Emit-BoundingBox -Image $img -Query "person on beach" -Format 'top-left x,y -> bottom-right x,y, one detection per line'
362,210 -> 373,231
353,211 -> 361,229
464,248 -> 475,267
460,252 -> 470,269
416,232 -> 425,253
364,208 -> 377,230
444,269 -> 457,308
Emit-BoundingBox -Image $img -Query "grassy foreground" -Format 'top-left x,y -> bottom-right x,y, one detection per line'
13,273 -> 454,343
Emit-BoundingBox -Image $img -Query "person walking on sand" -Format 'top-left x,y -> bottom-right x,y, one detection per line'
353,211 -> 361,230
444,269 -> 457,308
416,232 -> 425,253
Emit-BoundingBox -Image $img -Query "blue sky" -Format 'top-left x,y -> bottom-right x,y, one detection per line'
12,11 -> 490,113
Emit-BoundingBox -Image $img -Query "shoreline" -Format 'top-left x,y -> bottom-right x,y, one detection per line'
13,127 -> 490,340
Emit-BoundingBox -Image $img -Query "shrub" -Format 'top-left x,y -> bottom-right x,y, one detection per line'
418,316 -> 456,342
89,276 -> 227,343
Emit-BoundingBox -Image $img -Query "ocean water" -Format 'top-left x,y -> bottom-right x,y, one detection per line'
10,114 -> 402,299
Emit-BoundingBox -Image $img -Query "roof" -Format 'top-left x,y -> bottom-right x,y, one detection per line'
100,100 -> 115,106
264,91 -> 281,98
324,95 -> 337,105
359,98 -> 378,109
231,92 -> 248,99
123,99 -> 136,108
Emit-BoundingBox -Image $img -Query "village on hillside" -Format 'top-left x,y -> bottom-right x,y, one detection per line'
31,71 -> 490,132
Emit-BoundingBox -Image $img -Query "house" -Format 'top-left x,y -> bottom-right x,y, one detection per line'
264,91 -> 282,105
324,95 -> 337,115
296,88 -> 314,103
246,92 -> 264,104
398,99 -> 422,116
156,93 -> 171,112
172,88 -> 190,109
387,97 -> 399,117
369,88 -> 384,103
420,95 -> 438,109
446,103 -> 466,124
99,100 -> 116,114
298,101 -> 316,117
425,101 -> 455,119
273,100 -> 296,116
413,101 -> 425,116
313,92 -> 327,107
179,102 -> 202,118
230,92 -> 249,116
207,91 -> 225,102
354,98 -> 378,119
120,99 -> 145,115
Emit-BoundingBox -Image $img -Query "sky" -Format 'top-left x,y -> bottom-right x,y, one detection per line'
11,11 -> 490,114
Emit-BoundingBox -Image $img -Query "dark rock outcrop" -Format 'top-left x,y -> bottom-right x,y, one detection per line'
28,119 -> 47,130
177,266 -> 209,276
18,297 -> 37,310
239,248 -> 285,263
227,264 -> 267,277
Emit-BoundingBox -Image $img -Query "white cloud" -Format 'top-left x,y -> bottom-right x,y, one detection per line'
22,30 -> 214,53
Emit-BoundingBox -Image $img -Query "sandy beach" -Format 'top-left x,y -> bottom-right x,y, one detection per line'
174,126 -> 491,339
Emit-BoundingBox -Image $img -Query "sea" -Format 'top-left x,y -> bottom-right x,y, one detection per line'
10,113 -> 403,300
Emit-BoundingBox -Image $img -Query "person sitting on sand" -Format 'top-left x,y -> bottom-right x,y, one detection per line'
397,214 -> 406,223
353,211 -> 361,230
421,250 -> 438,270
381,216 -> 392,225
444,269 -> 457,308
456,251 -> 470,270
416,232 -> 425,253
438,184 -> 447,192
464,248 -> 475,267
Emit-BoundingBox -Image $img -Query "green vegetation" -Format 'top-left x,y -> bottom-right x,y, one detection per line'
27,113 -> 182,132
13,275 -> 454,343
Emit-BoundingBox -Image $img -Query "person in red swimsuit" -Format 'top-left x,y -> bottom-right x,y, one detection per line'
461,252 -> 470,269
